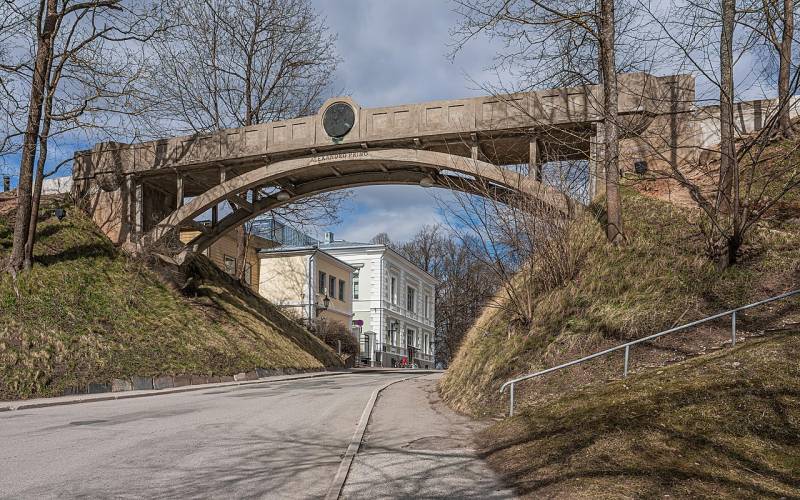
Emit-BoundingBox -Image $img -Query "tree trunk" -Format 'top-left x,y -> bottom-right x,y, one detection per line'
235,226 -> 249,282
25,121 -> 50,269
599,0 -> 624,244
718,0 -> 736,214
8,0 -> 58,273
718,0 -> 740,269
25,50 -> 58,269
778,0 -> 794,138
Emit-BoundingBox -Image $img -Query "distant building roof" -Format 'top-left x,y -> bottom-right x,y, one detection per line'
258,245 -> 356,271
260,230 -> 438,283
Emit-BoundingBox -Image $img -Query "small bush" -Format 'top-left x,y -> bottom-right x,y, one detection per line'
311,318 -> 360,356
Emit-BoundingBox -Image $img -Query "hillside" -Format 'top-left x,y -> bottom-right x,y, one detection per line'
479,331 -> 800,498
0,196 -> 342,401
440,138 -> 800,417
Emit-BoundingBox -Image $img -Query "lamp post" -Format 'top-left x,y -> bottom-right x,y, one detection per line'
316,295 -> 330,315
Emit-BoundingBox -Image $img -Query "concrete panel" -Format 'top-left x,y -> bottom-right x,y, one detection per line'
243,125 -> 267,155
111,379 -> 133,392
88,382 -> 111,394
153,376 -> 174,390
131,376 -> 154,390
173,375 -> 192,387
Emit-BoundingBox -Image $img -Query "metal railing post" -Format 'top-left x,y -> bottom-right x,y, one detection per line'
509,383 -> 515,417
731,310 -> 737,346
623,345 -> 630,377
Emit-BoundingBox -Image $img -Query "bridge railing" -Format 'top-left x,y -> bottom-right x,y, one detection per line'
499,289 -> 800,417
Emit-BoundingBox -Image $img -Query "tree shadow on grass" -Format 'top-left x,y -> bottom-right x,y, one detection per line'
481,374 -> 800,498
34,242 -> 116,266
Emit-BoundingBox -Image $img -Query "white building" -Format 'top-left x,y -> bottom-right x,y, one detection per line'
318,233 -> 437,368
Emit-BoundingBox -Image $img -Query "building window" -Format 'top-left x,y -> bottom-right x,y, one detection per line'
319,271 -> 327,294
407,286 -> 415,313
224,255 -> 236,275
243,262 -> 252,285
387,319 -> 398,345
424,294 -> 429,318
329,276 -> 336,298
353,277 -> 359,300
338,279 -> 345,301
406,328 -> 415,348
390,277 -> 397,304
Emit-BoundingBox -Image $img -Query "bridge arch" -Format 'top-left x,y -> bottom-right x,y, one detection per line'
137,148 -> 576,262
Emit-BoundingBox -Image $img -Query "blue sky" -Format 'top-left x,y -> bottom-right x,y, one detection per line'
308,0 -> 502,243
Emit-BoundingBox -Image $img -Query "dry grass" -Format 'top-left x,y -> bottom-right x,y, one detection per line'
441,165 -> 800,417
0,197 -> 341,400
479,332 -> 800,498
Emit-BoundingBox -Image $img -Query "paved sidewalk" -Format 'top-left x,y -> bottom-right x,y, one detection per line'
341,374 -> 515,499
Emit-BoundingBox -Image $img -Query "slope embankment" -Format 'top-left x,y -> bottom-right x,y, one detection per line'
440,137 -> 800,418
479,331 -> 800,498
439,134 -> 800,497
0,196 -> 341,401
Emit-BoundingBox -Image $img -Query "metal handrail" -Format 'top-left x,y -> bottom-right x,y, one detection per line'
499,289 -> 800,417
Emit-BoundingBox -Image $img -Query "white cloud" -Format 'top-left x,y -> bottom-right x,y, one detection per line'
319,185 -> 455,243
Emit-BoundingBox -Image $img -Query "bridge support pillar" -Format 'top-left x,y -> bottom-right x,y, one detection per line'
176,173 -> 184,208
134,180 -> 143,236
529,137 -> 542,181
589,124 -> 606,200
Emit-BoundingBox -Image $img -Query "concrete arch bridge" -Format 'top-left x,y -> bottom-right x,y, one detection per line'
72,73 -> 695,261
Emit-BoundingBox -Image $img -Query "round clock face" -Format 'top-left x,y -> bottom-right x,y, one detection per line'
323,102 -> 355,138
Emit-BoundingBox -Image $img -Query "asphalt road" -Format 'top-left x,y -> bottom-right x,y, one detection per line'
0,373 -> 411,499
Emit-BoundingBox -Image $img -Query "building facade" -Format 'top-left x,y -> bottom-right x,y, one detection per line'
258,247 -> 354,327
318,234 -> 437,368
180,227 -> 274,293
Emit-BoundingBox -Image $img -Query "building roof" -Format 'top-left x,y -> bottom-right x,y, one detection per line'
261,227 -> 438,284
258,246 -> 356,271
318,240 -> 439,284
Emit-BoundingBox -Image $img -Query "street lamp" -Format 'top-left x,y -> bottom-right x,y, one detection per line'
316,295 -> 330,314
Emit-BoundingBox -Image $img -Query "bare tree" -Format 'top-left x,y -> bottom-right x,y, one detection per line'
438,162 -> 596,331
369,232 -> 393,246
143,0 -> 342,280
739,0 -> 796,138
397,224 -> 499,363
632,0 -> 800,268
451,0 -> 655,244
2,0 -> 161,273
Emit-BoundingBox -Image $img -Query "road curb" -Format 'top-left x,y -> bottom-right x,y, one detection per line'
325,375 -> 421,500
0,371 -> 349,412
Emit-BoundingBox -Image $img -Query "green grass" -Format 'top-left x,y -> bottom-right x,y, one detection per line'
479,332 -> 800,498
441,179 -> 800,417
0,197 -> 341,400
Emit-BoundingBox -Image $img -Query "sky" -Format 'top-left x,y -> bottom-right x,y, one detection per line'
306,0 -> 503,243
2,0 -> 782,244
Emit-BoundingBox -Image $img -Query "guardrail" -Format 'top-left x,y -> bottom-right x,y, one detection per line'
499,289 -> 800,417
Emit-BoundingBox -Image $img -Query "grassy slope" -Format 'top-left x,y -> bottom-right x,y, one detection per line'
441,139 -> 800,417
479,332 -> 800,498
0,197 -> 341,400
